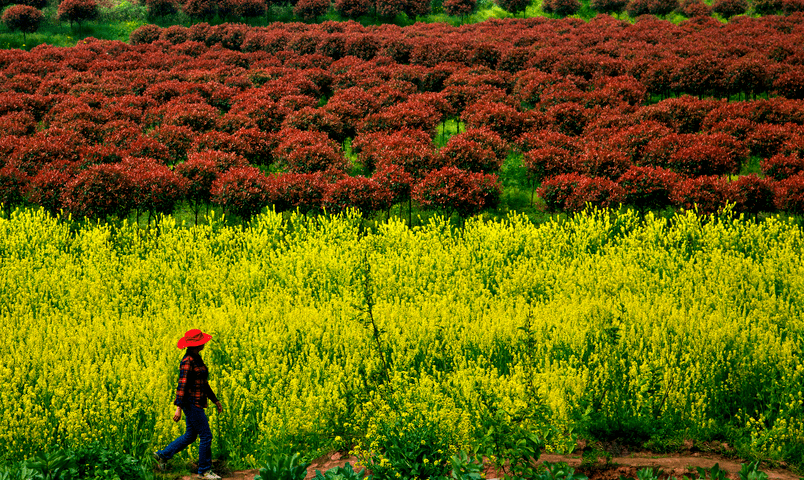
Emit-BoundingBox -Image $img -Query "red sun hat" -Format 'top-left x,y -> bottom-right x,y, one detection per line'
177,329 -> 213,349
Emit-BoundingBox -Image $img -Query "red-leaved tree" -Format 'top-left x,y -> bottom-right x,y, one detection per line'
210,166 -> 270,221
2,5 -> 43,40
57,0 -> 99,26
617,165 -> 680,212
61,163 -> 133,219
323,176 -> 393,215
670,175 -> 729,215
412,166 -> 502,218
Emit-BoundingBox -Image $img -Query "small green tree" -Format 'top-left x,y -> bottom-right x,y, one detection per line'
1,5 -> 43,41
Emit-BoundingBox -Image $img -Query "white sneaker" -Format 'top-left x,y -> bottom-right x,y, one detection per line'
197,471 -> 222,480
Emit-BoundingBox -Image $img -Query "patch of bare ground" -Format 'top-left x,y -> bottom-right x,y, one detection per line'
180,448 -> 801,480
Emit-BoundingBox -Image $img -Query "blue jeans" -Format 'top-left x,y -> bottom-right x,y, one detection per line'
157,404 -> 213,474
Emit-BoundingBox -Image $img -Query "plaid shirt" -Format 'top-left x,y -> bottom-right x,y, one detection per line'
174,352 -> 218,408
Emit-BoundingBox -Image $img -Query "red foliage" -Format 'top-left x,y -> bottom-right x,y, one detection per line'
210,166 -> 270,220
334,0 -> 370,17
294,0 -> 330,20
229,98 -> 290,132
283,107 -> 346,143
618,165 -> 680,211
760,154 -> 804,180
323,176 -> 393,214
274,128 -> 350,173
773,67 -> 804,100
264,172 -> 328,214
0,166 -> 28,208
0,112 -> 36,137
2,5 -> 44,35
443,0 -> 476,16
537,173 -> 587,212
745,123 -> 794,158
124,158 -> 189,217
175,156 -> 219,216
577,142 -> 632,180
147,125 -> 195,164
523,146 -> 577,183
678,0 -> 711,16
670,175 -> 729,214
726,174 -> 775,216
542,0 -> 581,16
359,100 -> 441,137
775,173 -> 804,214
61,163 -> 133,219
145,0 -> 178,17
126,136 -> 172,164
546,102 -> 588,136
711,0 -> 746,17
372,164 -> 414,204
437,128 -> 506,174
129,25 -> 162,45
57,0 -> 99,26
183,0 -> 217,20
351,128 -> 438,177
564,176 -> 625,213
412,166 -> 502,217
375,0 -> 408,17
462,101 -> 526,142
26,167 -> 72,215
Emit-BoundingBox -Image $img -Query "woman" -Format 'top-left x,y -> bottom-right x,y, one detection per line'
154,329 -> 224,479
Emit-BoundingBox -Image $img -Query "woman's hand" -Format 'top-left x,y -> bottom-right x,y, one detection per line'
215,401 -> 223,414
173,407 -> 182,422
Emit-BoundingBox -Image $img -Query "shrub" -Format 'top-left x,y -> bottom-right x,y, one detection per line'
147,125 -> 195,164
57,0 -> 99,26
2,5 -> 43,39
542,0 -> 581,15
187,150 -> 249,174
412,167 -> 502,218
577,142 -> 632,180
61,164 -> 133,219
678,0 -> 711,15
274,129 -> 350,174
752,0 -> 781,12
183,0 -> 216,20
775,173 -> 804,214
443,0 -> 477,16
546,102 -> 587,136
0,166 -> 28,209
726,174 -> 775,216
760,154 -> 804,180
537,173 -> 587,212
496,0 -> 531,15
523,146 -> 577,184
712,0 -> 747,16
745,123 -> 792,159
264,172 -> 328,214
210,166 -> 270,220
591,0 -> 629,14
163,102 -> 220,132
772,68 -> 804,100
294,0 -> 330,20
125,159 -> 189,220
618,166 -> 680,211
359,101 -> 441,137
26,168 -> 72,215
334,0 -> 370,17
670,175 -> 729,214
129,24 -> 161,44
668,144 -> 730,176
323,176 -> 393,214
375,0 -> 407,17
145,0 -> 178,17
439,128 -> 508,174
462,102 -> 526,142
175,156 -> 219,222
351,129 -> 439,177
372,164 -> 414,205
565,176 -> 625,212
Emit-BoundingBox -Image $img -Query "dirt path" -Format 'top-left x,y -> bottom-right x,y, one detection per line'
180,451 -> 802,480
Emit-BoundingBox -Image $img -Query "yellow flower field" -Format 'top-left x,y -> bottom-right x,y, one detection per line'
0,208 -> 802,469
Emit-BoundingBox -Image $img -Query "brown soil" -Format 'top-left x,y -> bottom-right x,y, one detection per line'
180,450 -> 802,480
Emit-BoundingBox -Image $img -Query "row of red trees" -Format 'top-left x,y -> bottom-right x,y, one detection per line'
1,16 -> 804,219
